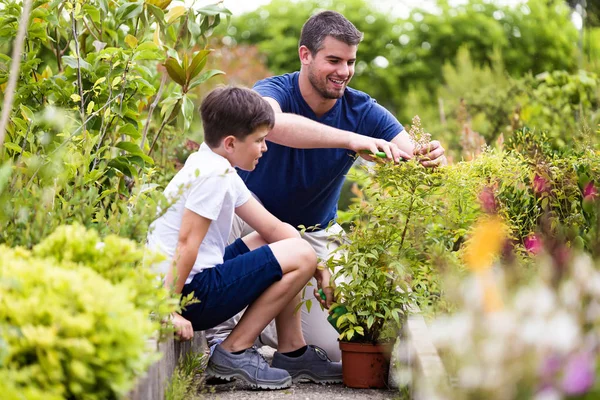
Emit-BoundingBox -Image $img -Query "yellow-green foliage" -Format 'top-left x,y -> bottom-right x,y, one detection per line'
32,223 -> 176,321
0,241 -> 158,399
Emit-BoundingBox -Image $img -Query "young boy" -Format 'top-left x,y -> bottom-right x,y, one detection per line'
146,87 -> 342,389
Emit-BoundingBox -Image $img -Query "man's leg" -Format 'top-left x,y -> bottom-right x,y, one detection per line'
297,223 -> 346,362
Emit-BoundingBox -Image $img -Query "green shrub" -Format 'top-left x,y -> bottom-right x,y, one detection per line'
0,246 -> 158,399
32,223 -> 178,323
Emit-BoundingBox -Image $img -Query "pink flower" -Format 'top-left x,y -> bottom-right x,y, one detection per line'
533,174 -> 548,193
562,351 -> 595,395
478,186 -> 497,213
524,234 -> 542,255
583,182 -> 597,201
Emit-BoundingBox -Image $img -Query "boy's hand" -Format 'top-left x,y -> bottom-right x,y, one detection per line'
172,313 -> 194,341
313,265 -> 334,309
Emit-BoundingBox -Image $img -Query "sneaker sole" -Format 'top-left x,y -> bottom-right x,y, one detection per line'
291,371 -> 343,384
206,364 -> 292,390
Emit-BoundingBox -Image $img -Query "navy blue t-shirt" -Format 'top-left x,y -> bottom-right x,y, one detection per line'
237,72 -> 403,230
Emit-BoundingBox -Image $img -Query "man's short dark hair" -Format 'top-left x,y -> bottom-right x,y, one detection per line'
200,86 -> 275,148
299,11 -> 363,55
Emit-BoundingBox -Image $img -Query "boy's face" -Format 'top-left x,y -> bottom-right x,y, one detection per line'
231,126 -> 269,171
305,36 -> 357,100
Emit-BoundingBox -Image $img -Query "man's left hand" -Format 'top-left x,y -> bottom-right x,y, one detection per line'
313,265 -> 334,309
415,140 -> 447,168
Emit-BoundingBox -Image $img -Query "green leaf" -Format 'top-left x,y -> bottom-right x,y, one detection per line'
164,57 -> 186,86
125,34 -> 138,49
118,123 -> 141,139
116,1 -> 143,21
116,141 -> 144,155
146,4 -> 165,27
19,104 -> 34,121
0,161 -> 13,196
3,142 -> 22,153
62,56 -> 92,71
187,49 -> 211,81
346,329 -> 355,341
182,95 -> 194,130
305,299 -> 312,313
115,142 -> 154,165
83,4 -> 101,24
165,5 -> 186,24
367,315 -> 374,329
187,69 -> 225,90
197,4 -> 231,16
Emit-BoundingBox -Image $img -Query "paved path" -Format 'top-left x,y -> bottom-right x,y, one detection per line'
204,381 -> 398,399
202,346 -> 400,400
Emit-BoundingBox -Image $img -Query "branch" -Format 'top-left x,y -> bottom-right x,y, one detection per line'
140,74 -> 167,149
83,18 -> 101,42
0,0 -> 33,151
71,13 -> 86,133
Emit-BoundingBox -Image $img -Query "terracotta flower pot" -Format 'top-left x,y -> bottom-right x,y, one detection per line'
339,341 -> 393,389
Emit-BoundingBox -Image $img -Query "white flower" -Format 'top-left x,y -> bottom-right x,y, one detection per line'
534,388 -> 562,400
515,285 -> 555,317
542,311 -> 581,353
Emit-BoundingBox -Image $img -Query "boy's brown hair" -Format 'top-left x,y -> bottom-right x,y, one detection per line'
200,86 -> 275,148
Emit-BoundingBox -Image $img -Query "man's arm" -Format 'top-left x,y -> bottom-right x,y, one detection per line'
263,97 -> 412,163
235,196 -> 299,243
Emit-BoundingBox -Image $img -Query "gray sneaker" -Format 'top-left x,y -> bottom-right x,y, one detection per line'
206,345 -> 292,390
272,345 -> 343,384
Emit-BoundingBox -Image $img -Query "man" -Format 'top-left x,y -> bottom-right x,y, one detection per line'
208,10 -> 446,362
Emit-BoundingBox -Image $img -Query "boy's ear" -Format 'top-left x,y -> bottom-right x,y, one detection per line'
222,135 -> 236,153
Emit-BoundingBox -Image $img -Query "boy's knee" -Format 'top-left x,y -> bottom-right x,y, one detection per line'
291,239 -> 317,270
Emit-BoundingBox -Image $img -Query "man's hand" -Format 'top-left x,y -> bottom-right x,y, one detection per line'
313,265 -> 334,309
415,140 -> 447,168
172,312 -> 194,341
348,134 -> 412,164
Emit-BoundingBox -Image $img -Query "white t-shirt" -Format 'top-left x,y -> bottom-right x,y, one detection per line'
147,143 -> 251,283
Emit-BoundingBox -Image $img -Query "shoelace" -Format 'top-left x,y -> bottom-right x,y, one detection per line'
249,346 -> 269,383
310,345 -> 332,362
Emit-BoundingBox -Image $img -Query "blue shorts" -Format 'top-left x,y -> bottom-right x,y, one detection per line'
181,238 -> 282,331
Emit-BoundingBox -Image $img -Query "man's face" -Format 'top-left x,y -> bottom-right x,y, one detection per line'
306,36 -> 357,99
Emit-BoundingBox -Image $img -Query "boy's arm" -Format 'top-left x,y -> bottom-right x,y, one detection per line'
235,196 -> 299,243
165,208 -> 210,341
165,208 -> 211,294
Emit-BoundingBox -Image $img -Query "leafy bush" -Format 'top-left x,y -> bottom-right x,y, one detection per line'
0,245 -> 157,399
32,223 -> 177,322
331,122 -> 600,334
0,0 -> 230,247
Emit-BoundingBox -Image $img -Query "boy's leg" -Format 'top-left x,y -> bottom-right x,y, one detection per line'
206,217 -> 345,359
204,215 -> 256,349
206,235 -> 317,388
217,232 -> 342,384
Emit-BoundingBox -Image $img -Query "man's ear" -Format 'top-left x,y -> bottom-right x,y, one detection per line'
223,135 -> 236,153
299,45 -> 312,65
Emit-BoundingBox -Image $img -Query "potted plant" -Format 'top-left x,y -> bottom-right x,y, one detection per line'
325,159 -> 435,388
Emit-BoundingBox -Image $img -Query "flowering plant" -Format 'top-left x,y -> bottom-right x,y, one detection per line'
426,192 -> 600,399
